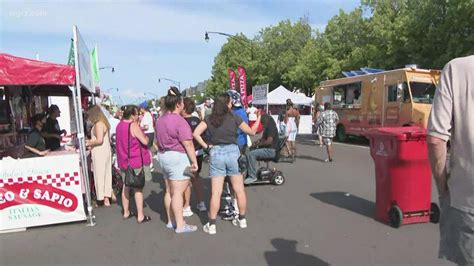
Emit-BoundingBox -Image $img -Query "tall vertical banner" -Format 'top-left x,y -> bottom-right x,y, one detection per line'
74,27 -> 93,93
228,68 -> 237,91
90,45 -> 101,94
237,65 -> 247,107
67,38 -> 75,66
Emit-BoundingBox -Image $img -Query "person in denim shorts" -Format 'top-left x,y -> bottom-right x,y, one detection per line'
193,92 -> 261,235
155,87 -> 199,234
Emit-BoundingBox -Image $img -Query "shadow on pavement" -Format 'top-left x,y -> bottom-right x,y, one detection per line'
146,170 -> 210,226
264,238 -> 330,266
145,190 -> 166,223
297,155 -> 327,163
311,192 -> 374,219
297,134 -> 369,147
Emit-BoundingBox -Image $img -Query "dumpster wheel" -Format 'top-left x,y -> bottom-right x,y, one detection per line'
430,202 -> 440,224
388,205 -> 403,228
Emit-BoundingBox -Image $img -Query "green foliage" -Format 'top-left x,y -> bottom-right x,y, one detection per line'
206,0 -> 474,97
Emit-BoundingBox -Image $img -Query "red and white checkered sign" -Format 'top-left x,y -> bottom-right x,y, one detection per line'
0,172 -> 80,188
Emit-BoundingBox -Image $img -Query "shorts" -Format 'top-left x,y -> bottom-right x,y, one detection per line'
158,151 -> 191,181
209,144 -> 241,178
322,137 -> 333,146
438,194 -> 474,265
146,133 -> 154,148
120,165 -> 152,184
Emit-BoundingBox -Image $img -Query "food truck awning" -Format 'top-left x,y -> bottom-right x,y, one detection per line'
0,53 -> 93,96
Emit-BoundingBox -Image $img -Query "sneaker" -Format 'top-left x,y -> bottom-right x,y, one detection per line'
183,206 -> 194,217
166,222 -> 175,229
325,159 -> 334,163
203,222 -> 216,235
196,202 -> 207,212
175,223 -> 197,234
244,177 -> 258,185
232,218 -> 247,229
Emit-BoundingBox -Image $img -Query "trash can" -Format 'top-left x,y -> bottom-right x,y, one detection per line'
365,127 -> 440,228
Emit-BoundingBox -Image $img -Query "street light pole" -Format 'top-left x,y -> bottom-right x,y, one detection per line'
104,88 -> 122,105
158,77 -> 181,90
99,66 -> 115,73
205,31 -> 254,60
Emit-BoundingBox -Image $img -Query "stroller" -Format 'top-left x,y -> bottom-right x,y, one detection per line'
219,155 -> 247,220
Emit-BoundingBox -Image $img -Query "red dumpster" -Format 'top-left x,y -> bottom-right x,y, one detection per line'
365,127 -> 440,228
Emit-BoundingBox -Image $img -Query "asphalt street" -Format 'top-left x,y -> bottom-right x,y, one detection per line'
0,136 -> 454,266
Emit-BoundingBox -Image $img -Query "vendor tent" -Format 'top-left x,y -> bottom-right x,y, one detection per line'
252,85 -> 313,106
0,53 -> 92,96
0,52 -> 94,226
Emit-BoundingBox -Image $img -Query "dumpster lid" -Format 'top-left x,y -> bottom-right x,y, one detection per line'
364,127 -> 427,141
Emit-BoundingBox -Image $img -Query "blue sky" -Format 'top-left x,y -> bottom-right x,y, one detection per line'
1,0 -> 359,104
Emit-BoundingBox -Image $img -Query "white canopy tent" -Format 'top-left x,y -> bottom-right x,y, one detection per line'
252,85 -> 314,134
252,85 -> 313,106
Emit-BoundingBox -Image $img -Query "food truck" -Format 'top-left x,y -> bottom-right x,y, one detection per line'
315,67 -> 441,141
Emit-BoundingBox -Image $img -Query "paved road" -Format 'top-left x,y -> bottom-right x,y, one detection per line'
0,137 -> 453,266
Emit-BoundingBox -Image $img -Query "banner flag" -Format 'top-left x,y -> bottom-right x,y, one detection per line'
228,68 -> 237,91
90,45 -> 101,93
237,65 -> 247,107
67,38 -> 75,66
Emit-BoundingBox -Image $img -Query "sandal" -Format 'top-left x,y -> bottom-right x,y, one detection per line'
122,210 -> 136,220
104,198 -> 111,207
137,215 -> 152,224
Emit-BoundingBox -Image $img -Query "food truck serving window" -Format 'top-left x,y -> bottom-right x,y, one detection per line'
333,82 -> 362,107
409,81 -> 436,104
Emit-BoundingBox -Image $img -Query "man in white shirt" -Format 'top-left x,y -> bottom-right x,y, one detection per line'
246,101 -> 258,122
140,107 -> 155,147
140,107 -> 156,173
428,55 -> 474,266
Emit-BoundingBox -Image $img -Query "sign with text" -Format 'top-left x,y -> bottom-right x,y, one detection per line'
228,68 -> 237,91
237,66 -> 247,107
0,154 -> 86,231
252,84 -> 269,103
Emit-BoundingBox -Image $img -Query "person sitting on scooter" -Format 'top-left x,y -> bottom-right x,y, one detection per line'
244,114 -> 279,185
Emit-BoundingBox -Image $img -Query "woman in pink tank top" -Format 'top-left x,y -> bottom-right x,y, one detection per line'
116,105 -> 151,224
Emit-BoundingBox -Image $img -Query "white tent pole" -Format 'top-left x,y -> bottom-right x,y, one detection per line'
73,25 -> 96,226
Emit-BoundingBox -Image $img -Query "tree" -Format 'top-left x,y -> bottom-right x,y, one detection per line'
205,34 -> 255,97
205,0 -> 474,98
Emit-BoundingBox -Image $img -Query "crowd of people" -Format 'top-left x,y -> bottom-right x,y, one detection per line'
18,55 -> 473,264
22,86 -> 340,235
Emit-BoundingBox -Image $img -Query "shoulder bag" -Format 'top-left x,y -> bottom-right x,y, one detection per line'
124,123 -> 146,189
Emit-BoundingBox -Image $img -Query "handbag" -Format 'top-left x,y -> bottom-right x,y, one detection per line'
124,123 -> 146,189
